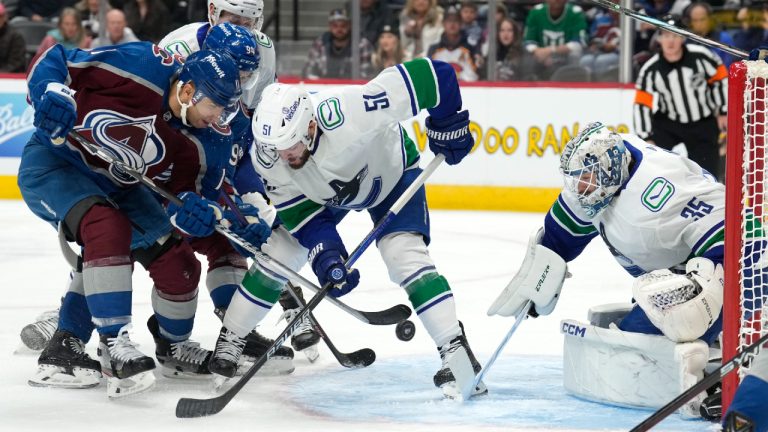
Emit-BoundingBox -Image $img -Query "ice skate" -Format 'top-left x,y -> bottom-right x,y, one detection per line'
147,315 -> 212,379
97,324 -> 156,398
20,309 -> 59,351
280,307 -> 320,363
28,329 -> 101,389
433,323 -> 487,400
209,326 -> 247,388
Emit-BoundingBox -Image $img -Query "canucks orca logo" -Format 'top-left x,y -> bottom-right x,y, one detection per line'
327,165 -> 382,209
78,110 -> 165,184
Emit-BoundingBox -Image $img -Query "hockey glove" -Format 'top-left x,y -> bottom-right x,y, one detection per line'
311,247 -> 360,298
34,83 -> 77,144
168,191 -> 222,238
425,109 -> 474,165
222,202 -> 271,256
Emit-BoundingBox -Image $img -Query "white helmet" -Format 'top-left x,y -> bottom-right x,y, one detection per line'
560,122 -> 630,217
208,0 -> 264,31
253,83 -> 315,151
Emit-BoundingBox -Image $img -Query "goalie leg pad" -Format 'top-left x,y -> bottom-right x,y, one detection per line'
488,228 -> 567,317
562,317 -> 708,413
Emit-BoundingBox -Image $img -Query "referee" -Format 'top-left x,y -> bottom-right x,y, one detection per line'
633,15 -> 728,179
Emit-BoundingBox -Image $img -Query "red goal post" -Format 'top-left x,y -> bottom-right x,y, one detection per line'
724,60 -> 768,413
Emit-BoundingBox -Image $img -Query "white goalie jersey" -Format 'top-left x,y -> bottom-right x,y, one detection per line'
545,134 -> 725,275
159,22 -> 277,109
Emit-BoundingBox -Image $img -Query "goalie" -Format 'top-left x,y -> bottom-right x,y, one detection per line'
488,122 -> 727,418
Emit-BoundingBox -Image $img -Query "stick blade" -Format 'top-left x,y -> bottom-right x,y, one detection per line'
175,396 -> 229,418
341,348 -> 376,368
362,304 -> 412,325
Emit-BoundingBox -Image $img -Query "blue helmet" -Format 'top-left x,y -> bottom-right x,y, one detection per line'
203,22 -> 260,73
178,49 -> 241,124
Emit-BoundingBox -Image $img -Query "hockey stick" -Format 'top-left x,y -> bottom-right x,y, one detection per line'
470,300 -> 531,391
175,154 -> 445,418
285,283 -> 376,368
67,130 -> 412,327
629,331 -> 768,432
219,193 -> 375,368
587,0 -> 748,59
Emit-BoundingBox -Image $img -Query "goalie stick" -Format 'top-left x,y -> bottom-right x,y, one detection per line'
219,193 -> 375,369
587,0 -> 748,59
174,154 -> 446,418
66,130 -> 411,327
629,331 -> 768,432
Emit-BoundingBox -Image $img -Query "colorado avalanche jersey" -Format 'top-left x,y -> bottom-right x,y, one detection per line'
541,134 -> 725,276
27,42 -> 209,195
250,58 -> 462,238
159,22 -> 277,110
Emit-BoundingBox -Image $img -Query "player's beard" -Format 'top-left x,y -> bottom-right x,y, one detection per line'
286,149 -> 310,170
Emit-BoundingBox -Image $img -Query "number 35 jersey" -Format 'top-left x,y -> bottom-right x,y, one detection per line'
542,134 -> 725,276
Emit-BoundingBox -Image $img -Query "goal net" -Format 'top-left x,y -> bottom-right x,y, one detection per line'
724,60 -> 768,411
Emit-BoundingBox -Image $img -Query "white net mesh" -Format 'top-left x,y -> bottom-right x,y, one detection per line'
738,61 -> 768,373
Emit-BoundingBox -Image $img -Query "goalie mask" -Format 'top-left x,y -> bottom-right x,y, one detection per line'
208,0 -> 264,32
560,122 -> 630,217
253,83 -> 315,152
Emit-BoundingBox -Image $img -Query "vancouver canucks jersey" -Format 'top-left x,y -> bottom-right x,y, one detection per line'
541,134 -> 724,276
159,22 -> 277,110
250,58 -> 462,238
27,42 -> 209,195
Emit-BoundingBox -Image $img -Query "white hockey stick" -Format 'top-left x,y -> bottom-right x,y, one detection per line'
471,300 -> 532,390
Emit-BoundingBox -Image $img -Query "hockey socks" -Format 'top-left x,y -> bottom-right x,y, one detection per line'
406,272 -> 461,347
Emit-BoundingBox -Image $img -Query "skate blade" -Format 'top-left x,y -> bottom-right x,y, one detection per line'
106,371 -> 155,398
237,356 -> 295,376
301,346 -> 319,363
159,365 -> 212,381
28,364 -> 101,389
441,380 -> 488,401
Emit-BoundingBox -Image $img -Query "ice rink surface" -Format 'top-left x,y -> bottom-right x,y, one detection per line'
0,200 -> 721,432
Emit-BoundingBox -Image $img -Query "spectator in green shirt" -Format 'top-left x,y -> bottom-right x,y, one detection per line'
521,0 -> 587,80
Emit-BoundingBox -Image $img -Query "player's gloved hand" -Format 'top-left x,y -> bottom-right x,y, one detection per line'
749,46 -> 768,61
34,83 -> 77,144
222,202 -> 271,256
311,247 -> 360,297
168,191 -> 222,237
425,109 -> 474,165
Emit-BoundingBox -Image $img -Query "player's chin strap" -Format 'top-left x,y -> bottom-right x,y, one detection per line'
176,81 -> 192,127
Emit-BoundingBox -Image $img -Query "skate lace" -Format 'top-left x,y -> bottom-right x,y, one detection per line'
216,329 -> 246,363
33,309 -> 59,339
170,340 -> 209,365
107,325 -> 145,362
438,338 -> 463,365
65,337 -> 87,356
279,308 -> 313,335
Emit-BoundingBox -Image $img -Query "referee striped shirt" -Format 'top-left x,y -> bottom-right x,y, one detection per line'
633,44 -> 728,140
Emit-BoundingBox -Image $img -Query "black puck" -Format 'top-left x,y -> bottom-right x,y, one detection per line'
395,319 -> 416,341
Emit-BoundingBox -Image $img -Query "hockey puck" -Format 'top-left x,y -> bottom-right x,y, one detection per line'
395,319 -> 416,341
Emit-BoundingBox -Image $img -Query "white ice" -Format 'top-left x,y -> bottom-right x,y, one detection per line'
0,200 -> 720,432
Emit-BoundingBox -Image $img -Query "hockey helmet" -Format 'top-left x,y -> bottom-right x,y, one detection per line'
252,83 -> 314,151
203,22 -> 260,93
560,122 -> 630,217
178,49 -> 242,126
208,0 -> 264,32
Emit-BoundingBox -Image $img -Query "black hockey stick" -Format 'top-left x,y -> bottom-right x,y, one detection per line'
218,195 -> 375,369
630,331 -> 768,432
67,130 -> 411,327
175,155 -> 445,418
285,283 -> 375,368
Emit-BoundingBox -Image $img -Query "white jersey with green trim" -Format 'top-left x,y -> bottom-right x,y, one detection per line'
554,134 -> 724,273
250,59 -> 440,233
158,22 -> 277,109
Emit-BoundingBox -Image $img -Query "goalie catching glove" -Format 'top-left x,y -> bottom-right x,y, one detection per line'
632,257 -> 724,343
487,228 -> 568,318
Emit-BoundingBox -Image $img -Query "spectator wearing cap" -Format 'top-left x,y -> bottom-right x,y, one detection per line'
347,0 -> 395,45
303,8 -> 374,79
399,0 -> 444,60
371,24 -> 405,74
459,1 -> 483,51
91,9 -> 139,48
427,6 -> 478,81
521,0 -> 587,80
0,2 -> 26,72
34,7 -> 91,59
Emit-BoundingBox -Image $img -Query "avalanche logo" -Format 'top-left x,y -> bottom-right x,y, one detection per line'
78,110 -> 165,184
